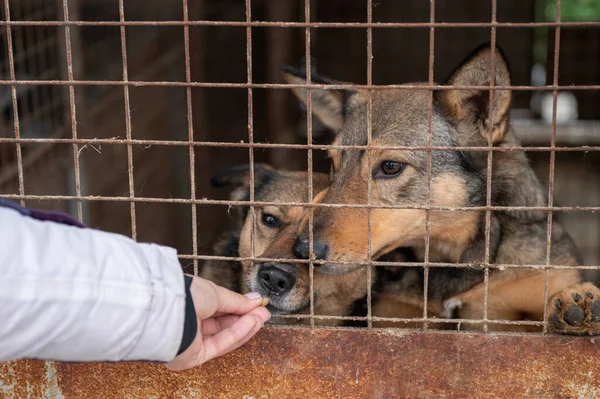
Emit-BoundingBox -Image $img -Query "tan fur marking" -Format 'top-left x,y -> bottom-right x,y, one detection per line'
451,269 -> 581,332
372,294 -> 450,329
430,174 -> 481,261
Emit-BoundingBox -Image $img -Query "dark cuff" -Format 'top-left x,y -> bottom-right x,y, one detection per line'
176,275 -> 198,356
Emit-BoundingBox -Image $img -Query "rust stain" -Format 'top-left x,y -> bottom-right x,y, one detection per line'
1,329 -> 599,399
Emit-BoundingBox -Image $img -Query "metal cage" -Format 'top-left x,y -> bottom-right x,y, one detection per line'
1,0 -> 599,397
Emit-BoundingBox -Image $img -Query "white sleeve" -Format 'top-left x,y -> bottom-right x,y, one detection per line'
0,207 -> 186,363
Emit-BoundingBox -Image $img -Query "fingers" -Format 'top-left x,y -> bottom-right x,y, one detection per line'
202,315 -> 241,337
189,275 -> 267,319
211,283 -> 266,315
201,311 -> 268,363
202,307 -> 271,337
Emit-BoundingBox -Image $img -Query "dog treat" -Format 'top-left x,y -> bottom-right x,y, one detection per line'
259,297 -> 270,307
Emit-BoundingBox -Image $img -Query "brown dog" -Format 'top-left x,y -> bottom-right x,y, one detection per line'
282,42 -> 600,334
200,164 -> 373,326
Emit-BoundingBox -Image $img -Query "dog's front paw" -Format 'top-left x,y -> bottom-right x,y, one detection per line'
547,283 -> 600,335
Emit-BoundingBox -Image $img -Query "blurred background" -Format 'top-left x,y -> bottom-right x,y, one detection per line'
0,0 -> 598,271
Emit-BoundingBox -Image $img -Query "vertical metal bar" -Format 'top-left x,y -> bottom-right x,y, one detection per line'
423,0 -> 435,331
61,0 -> 82,220
62,0 -> 86,220
483,0 -> 499,332
245,0 -> 255,266
118,0 -> 137,239
3,0 -> 25,206
543,0 -> 562,334
182,0 -> 198,275
366,0 -> 374,329
304,0 -> 315,327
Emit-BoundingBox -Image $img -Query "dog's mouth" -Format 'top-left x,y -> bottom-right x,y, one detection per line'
266,301 -> 310,316
249,278 -> 312,315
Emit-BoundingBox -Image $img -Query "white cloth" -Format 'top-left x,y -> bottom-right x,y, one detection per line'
0,206 -> 185,363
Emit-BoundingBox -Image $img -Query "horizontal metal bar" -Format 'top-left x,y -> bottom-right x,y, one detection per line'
3,194 -> 600,212
0,79 -> 599,91
4,329 -> 599,398
270,313 -> 547,327
1,20 -> 600,28
182,252 -> 600,270
1,137 -> 600,152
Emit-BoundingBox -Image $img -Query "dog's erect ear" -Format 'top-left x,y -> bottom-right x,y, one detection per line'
436,43 -> 512,145
211,163 -> 277,202
281,65 -> 356,132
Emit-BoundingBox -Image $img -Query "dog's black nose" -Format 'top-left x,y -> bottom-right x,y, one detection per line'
293,237 -> 329,261
258,264 -> 296,295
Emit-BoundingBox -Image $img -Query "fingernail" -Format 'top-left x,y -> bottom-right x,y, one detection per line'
245,292 -> 261,300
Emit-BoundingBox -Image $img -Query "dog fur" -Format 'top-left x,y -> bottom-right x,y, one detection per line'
200,163 -> 373,326
282,42 -> 600,334
201,163 -> 437,327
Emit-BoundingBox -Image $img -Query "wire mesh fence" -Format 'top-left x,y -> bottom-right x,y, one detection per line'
1,0 -> 599,333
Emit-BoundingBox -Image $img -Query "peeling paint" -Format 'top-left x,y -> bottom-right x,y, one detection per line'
42,362 -> 64,399
569,383 -> 600,399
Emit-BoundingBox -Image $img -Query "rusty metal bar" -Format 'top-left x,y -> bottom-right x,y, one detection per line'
267,314 -> 549,327
118,0 -> 137,240
365,0 -> 373,329
181,0 -> 198,275
3,0 -> 25,206
176,253 -> 600,270
543,0 -> 563,336
422,0 -> 435,331
0,79 -> 598,90
2,330 -> 599,398
4,193 -> 600,212
175,254 -> 600,270
246,0 -> 256,264
2,138 -> 600,152
0,20 -> 599,27
482,0 -> 499,333
304,0 -> 316,327
61,0 -> 84,221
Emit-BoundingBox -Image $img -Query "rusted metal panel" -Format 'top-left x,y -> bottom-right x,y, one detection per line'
1,328 -> 599,399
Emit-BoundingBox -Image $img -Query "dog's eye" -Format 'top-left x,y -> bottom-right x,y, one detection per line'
380,161 -> 406,177
261,212 -> 281,228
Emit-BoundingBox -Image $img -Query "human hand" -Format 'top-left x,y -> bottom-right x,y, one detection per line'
165,275 -> 271,371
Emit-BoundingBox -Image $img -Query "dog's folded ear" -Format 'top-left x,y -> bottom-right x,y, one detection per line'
211,163 -> 277,188
436,42 -> 512,145
211,163 -> 278,202
281,65 -> 356,132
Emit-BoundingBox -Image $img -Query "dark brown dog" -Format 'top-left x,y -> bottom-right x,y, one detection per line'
282,43 -> 600,334
200,164 -> 372,326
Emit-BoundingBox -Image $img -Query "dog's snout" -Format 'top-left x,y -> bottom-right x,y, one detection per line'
258,264 -> 296,295
293,237 -> 329,261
